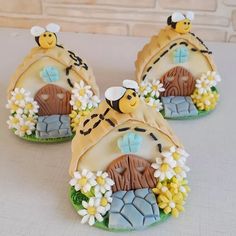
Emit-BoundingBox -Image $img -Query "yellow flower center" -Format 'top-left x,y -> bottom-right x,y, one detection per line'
25,103 -> 33,110
20,125 -> 28,132
101,197 -> 108,207
208,76 -> 214,81
12,117 -> 19,124
87,206 -> 96,215
152,85 -> 158,91
75,100 -> 82,107
78,177 -> 87,186
11,103 -> 19,111
173,152 -> 180,160
140,86 -> 146,92
79,89 -> 86,96
15,93 -> 24,100
160,163 -> 169,172
174,166 -> 182,174
96,176 -> 105,186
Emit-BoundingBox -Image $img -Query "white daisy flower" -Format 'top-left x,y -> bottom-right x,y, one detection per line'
78,197 -> 105,226
73,80 -> 93,99
10,88 -> 31,107
94,171 -> 114,194
7,114 -> 21,129
139,80 -> 152,97
205,71 -> 221,87
24,99 -> 39,115
14,118 -> 35,137
87,95 -> 100,109
150,80 -> 165,98
6,99 -> 24,114
173,164 -> 190,180
69,95 -> 88,111
95,190 -> 113,213
151,156 -> 176,181
162,146 -> 189,167
69,169 -> 96,193
196,75 -> 212,94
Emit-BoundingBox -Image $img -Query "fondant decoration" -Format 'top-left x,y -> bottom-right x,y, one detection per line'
167,11 -> 194,34
6,23 -> 99,142
161,96 -> 198,118
173,46 -> 189,63
36,115 -> 72,139
117,132 -> 143,154
108,189 -> 160,230
105,80 -> 139,114
69,80 -> 190,231
135,12 -> 221,119
40,66 -> 60,83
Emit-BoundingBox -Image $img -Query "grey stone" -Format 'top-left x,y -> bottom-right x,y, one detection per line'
36,122 -> 47,131
113,191 -> 126,199
123,191 -> 135,204
135,188 -> 149,198
47,121 -> 61,131
133,198 -> 153,215
108,188 -> 160,230
36,115 -> 72,139
161,96 -> 198,118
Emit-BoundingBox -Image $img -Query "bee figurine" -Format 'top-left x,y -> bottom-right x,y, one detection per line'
105,80 -> 140,114
30,23 -> 60,49
167,11 -> 194,34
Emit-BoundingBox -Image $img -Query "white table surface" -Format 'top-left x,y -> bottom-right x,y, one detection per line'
0,28 -> 235,236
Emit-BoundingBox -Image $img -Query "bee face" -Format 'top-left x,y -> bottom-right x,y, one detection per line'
119,89 -> 139,114
38,32 -> 57,49
175,19 -> 192,34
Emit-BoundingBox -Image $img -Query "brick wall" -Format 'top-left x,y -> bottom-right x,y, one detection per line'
0,0 -> 236,42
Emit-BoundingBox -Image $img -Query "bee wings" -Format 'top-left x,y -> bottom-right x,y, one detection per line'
122,80 -> 139,92
105,87 -> 126,101
30,23 -> 60,36
171,11 -> 194,22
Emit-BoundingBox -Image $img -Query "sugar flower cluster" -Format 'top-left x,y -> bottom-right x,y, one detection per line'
192,71 -> 220,111
138,79 -> 165,112
6,88 -> 39,137
69,169 -> 114,226
151,146 -> 190,217
69,81 -> 100,131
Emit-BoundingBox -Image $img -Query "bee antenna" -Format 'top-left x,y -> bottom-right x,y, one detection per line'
167,16 -> 172,25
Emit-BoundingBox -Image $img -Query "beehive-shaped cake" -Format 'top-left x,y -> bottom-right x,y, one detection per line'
69,80 -> 190,231
136,12 -> 221,119
6,23 -> 99,142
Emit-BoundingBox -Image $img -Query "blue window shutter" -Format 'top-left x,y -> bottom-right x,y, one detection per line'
40,66 -> 60,83
117,132 -> 143,154
173,46 -> 189,64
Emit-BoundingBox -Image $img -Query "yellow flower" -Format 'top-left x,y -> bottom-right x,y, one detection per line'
169,177 -> 190,199
152,181 -> 168,195
157,190 -> 184,217
191,89 -> 219,111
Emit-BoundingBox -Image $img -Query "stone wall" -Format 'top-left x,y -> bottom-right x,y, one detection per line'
0,0 -> 236,42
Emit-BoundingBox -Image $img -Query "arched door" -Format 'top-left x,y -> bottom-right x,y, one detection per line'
106,155 -> 156,192
160,66 -> 195,96
34,84 -> 72,116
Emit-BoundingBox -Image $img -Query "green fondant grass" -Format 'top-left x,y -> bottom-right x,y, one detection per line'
161,87 -> 218,120
12,130 -> 75,143
69,187 -> 170,232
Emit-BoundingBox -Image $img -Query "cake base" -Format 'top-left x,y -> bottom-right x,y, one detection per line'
69,187 -> 170,232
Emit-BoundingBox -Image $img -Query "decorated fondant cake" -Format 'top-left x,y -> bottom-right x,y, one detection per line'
135,12 -> 221,119
6,23 -> 100,142
69,80 -> 190,231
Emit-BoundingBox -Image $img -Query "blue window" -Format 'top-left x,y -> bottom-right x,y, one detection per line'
117,132 -> 143,154
173,46 -> 189,64
40,66 -> 60,83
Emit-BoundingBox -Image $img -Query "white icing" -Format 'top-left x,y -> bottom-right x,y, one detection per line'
30,26 -> 45,37
105,87 -> 126,101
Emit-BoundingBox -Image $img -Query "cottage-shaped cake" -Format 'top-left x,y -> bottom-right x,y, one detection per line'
135,12 -> 221,119
6,23 -> 99,142
69,80 -> 190,231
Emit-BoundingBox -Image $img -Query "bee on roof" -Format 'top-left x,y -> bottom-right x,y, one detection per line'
105,80 -> 140,114
30,23 -> 60,49
167,11 -> 194,34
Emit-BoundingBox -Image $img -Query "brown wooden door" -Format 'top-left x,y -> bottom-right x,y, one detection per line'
160,66 -> 195,96
34,84 -> 72,116
106,155 -> 156,192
